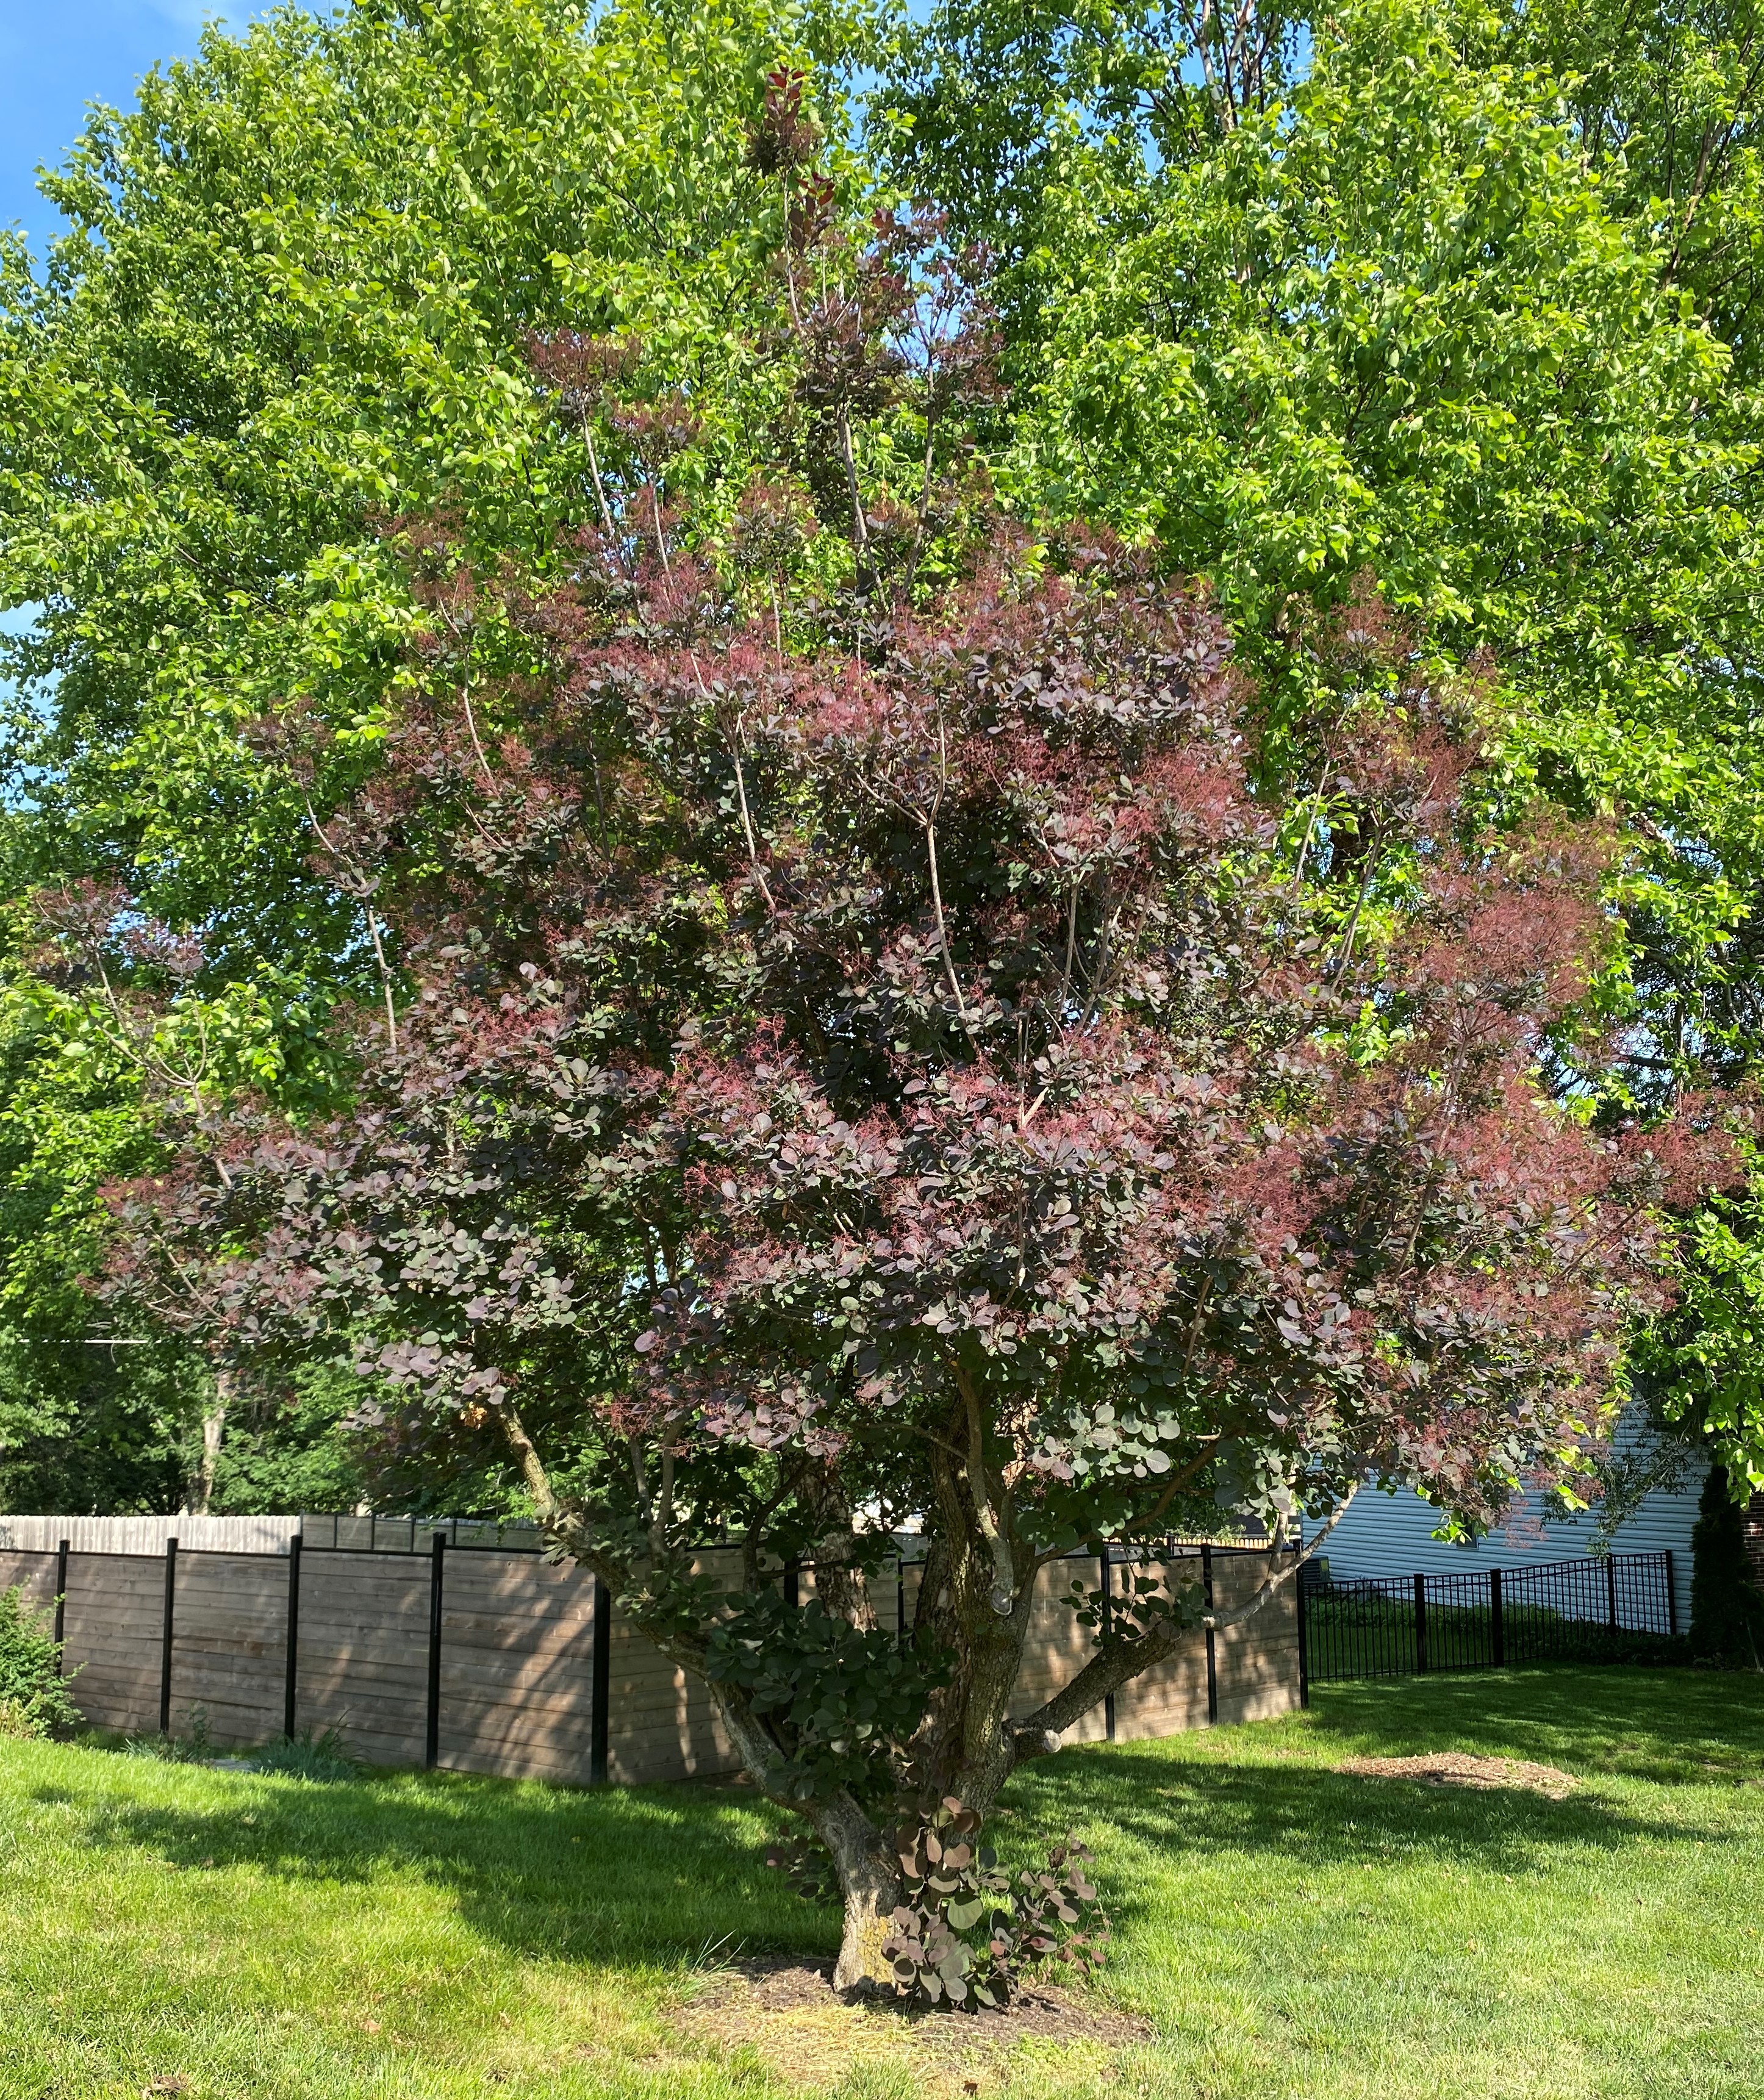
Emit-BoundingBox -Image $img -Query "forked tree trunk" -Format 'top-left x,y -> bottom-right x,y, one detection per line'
907,1471 -> 1042,1812
705,1676 -> 903,1990
579,1497 -> 1312,1996
698,1530 -> 1047,1988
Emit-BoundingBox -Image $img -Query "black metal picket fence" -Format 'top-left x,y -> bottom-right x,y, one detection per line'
1296,1550 -> 1680,1683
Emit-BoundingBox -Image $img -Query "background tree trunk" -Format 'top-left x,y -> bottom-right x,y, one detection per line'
182,1373 -> 230,1516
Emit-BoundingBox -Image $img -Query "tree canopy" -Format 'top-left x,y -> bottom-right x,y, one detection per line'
0,0 -> 877,969
0,0 -> 1758,1982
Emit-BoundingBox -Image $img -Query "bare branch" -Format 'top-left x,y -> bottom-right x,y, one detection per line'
1203,1485 -> 1362,1632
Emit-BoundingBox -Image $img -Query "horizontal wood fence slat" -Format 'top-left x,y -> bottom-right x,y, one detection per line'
0,1524 -> 1300,1785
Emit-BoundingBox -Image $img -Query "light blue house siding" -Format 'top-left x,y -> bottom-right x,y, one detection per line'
1299,1439 -> 1705,1635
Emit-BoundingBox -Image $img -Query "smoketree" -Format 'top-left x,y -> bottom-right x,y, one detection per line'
84,98 -> 1735,1988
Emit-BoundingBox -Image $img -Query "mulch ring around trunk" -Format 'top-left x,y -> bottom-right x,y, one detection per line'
673,1956 -> 1153,2095
1336,1753 -> 1579,1800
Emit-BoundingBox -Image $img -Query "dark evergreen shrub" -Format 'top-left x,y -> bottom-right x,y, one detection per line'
1689,1467 -> 1764,1666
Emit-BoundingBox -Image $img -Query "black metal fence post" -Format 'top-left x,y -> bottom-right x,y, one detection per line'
1100,1544 -> 1116,1743
1665,1549 -> 1678,1636
283,1534 -> 302,1739
1489,1568 -> 1505,1668
589,1573 -> 611,1785
159,1538 -> 178,1735
896,1549 -> 907,1650
1605,1555 -> 1619,1633
1202,1544 -> 1218,1724
783,1558 -> 800,1610
1412,1570 -> 1429,1674
425,1532 -> 446,1771
53,1538 -> 69,1658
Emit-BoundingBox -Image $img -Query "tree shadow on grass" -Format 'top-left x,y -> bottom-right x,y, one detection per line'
995,1667 -> 1764,1932
37,1763 -> 837,1969
32,1668 -> 1763,1969
1293,1665 -> 1764,1785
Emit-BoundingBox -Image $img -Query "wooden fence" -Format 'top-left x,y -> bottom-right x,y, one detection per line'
0,1530 -> 1301,1786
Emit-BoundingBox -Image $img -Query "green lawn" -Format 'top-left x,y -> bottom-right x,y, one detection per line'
1,1669 -> 1760,2099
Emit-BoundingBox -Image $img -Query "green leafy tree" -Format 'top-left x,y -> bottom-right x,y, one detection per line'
1639,1157 -> 1764,1491
1512,0 -> 1764,385
881,0 -> 1764,1080
0,892 -> 351,1513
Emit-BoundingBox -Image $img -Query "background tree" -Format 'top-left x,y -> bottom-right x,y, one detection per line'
0,0 -> 884,1502
879,0 -> 1764,1080
0,881 -> 369,1513
1513,0 -> 1764,386
0,0 -> 880,975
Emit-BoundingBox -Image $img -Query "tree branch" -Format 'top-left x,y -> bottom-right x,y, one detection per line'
1011,1614 -> 1184,1758
1203,1485 -> 1361,1631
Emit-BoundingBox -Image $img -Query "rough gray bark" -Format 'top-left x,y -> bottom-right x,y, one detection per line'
905,1443 -> 1039,1813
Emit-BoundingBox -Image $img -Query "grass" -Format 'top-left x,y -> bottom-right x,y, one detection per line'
0,1668 -> 1759,2099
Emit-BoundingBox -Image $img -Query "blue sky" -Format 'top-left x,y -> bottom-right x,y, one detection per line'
0,0 -> 279,247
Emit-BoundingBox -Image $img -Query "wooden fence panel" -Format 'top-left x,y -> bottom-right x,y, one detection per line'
603,1547 -> 741,1784
292,1552 -> 430,1768
59,1552 -> 163,1735
0,1547 -> 59,1621
0,1514 -> 301,1556
1213,1553 -> 1301,1724
168,1550 -> 289,1748
1108,1554 -> 1211,1743
436,1551 -> 597,1785
1009,1554 -> 1110,1745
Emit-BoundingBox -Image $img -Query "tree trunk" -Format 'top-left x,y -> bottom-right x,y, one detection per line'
703,1673 -> 902,1991
183,1373 -> 230,1516
811,1788 -> 904,1991
909,1454 -> 1039,1812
